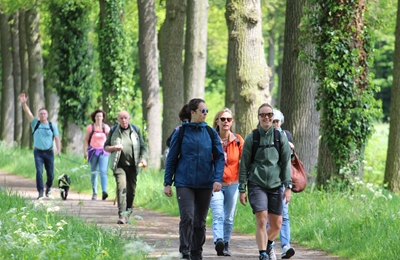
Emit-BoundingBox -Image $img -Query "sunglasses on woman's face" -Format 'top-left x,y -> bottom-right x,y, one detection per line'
220,117 -> 233,122
198,108 -> 209,114
258,113 -> 274,119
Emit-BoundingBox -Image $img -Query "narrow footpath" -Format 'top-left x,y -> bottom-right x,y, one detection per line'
0,171 -> 344,260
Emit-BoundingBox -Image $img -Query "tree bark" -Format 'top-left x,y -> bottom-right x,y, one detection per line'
384,0 -> 400,192
137,0 -> 162,169
225,0 -> 270,136
19,9 -> 31,148
184,0 -> 208,102
11,12 -> 23,146
280,0 -> 320,178
159,0 -> 186,151
25,7 -> 45,118
0,12 -> 15,145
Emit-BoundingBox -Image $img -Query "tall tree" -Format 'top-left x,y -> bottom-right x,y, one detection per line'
306,0 -> 381,187
47,1 -> 93,154
99,0 -> 133,121
25,7 -> 45,120
0,12 -> 15,145
280,0 -> 320,176
184,0 -> 208,101
159,0 -> 186,151
137,0 -> 162,169
11,11 -> 23,145
19,9 -> 30,148
225,0 -> 270,136
384,0 -> 400,193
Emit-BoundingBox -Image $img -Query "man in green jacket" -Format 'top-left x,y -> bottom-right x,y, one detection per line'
239,103 -> 292,260
104,111 -> 147,224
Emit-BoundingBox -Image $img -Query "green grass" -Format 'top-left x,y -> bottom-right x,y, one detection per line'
0,122 -> 398,260
0,188 -> 151,259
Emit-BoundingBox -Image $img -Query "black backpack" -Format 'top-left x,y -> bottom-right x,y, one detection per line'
32,121 -> 54,140
88,123 -> 105,146
250,128 -> 281,163
176,124 -> 214,157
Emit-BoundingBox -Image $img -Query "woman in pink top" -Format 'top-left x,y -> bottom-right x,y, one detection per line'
84,110 -> 111,200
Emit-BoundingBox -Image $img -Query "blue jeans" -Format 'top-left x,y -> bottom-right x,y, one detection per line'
280,186 -> 290,247
89,153 -> 109,194
33,149 -> 54,192
210,183 -> 239,243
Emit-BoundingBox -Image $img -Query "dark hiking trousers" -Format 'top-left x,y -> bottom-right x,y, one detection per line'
176,187 -> 213,259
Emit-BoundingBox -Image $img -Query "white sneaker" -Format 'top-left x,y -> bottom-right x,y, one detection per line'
281,244 -> 295,259
267,242 -> 277,260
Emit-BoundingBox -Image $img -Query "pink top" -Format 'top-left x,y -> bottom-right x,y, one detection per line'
86,124 -> 110,148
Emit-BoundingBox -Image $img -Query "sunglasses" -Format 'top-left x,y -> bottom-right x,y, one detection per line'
259,113 -> 274,119
220,117 -> 233,122
198,108 -> 209,114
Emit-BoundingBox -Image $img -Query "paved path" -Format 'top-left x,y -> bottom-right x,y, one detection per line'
0,171 -> 344,259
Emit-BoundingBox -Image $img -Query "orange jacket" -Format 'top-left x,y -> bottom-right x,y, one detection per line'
222,132 -> 244,183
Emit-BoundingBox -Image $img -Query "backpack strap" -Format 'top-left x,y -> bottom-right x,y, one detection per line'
110,124 -> 139,136
88,123 -> 106,146
250,129 -> 281,164
233,133 -> 240,146
32,121 -> 54,140
250,129 -> 260,164
177,125 -> 214,157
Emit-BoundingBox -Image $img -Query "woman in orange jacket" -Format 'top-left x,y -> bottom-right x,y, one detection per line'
210,108 -> 244,256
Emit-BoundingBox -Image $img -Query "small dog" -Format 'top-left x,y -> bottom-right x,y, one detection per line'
58,174 -> 71,200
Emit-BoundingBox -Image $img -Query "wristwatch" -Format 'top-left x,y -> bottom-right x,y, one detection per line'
285,184 -> 293,189
163,182 -> 171,187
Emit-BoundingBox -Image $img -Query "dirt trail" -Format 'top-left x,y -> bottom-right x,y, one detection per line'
0,171 -> 343,259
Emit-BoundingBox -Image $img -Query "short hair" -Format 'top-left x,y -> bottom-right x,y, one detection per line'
90,109 -> 106,123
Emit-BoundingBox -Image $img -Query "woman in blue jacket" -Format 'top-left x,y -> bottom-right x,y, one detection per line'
164,98 -> 225,260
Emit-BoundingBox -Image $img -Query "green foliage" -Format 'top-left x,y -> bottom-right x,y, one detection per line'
303,0 -> 382,181
98,0 -> 134,120
46,1 -> 94,125
0,189 -> 150,259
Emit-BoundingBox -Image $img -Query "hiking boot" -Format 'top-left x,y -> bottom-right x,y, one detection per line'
117,217 -> 126,224
259,253 -> 269,260
223,242 -> 232,256
214,238 -> 224,256
281,244 -> 295,259
45,185 -> 50,197
180,253 -> 190,259
38,190 -> 44,200
267,242 -> 276,260
102,191 -> 108,200
92,193 -> 97,200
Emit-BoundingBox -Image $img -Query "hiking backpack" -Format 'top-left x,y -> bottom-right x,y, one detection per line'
32,121 -> 54,140
87,123 -> 105,146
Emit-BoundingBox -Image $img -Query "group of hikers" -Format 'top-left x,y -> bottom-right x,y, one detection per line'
19,93 -> 296,260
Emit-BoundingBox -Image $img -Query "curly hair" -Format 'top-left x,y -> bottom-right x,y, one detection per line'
90,109 -> 106,123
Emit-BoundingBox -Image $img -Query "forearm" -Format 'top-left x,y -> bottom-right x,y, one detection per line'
54,136 -> 61,155
21,103 -> 34,122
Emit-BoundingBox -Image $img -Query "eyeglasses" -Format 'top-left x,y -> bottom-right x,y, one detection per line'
272,120 -> 280,124
259,113 -> 274,119
220,117 -> 233,122
198,108 -> 209,114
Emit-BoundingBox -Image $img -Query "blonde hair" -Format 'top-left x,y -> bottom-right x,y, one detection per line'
213,108 -> 233,132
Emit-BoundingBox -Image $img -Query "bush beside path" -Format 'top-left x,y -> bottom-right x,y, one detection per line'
0,171 -> 344,259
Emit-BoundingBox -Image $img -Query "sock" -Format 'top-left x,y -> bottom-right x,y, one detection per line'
268,240 -> 274,246
259,250 -> 267,255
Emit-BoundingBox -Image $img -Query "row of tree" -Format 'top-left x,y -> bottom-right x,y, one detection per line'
0,0 -> 399,192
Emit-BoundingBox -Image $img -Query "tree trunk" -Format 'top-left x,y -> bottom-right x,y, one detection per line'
225,0 -> 270,136
384,0 -> 400,192
0,12 -> 15,146
137,0 -> 162,169
316,135 -> 336,186
280,0 -> 320,178
159,0 -> 186,151
267,27 -> 275,107
19,9 -> 31,148
184,0 -> 208,102
11,12 -> 23,146
25,7 -> 45,118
